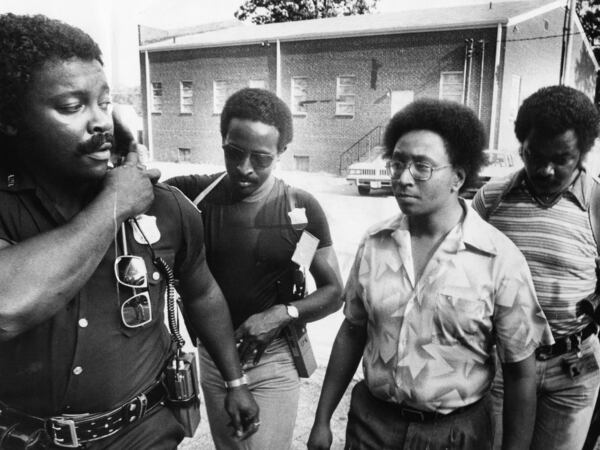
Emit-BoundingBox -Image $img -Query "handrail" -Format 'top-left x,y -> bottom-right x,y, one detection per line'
338,124 -> 383,174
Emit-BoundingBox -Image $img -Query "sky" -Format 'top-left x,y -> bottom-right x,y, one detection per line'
1,0 -> 519,88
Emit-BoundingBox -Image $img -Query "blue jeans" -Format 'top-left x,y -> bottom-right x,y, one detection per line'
199,338 -> 300,450
345,381 -> 493,450
491,334 -> 600,450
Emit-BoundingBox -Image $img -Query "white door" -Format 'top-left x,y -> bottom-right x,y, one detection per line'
390,90 -> 414,116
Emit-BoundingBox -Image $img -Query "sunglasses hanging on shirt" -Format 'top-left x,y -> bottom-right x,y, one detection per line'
115,224 -> 152,328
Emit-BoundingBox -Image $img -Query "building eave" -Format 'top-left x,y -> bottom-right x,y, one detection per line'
139,21 -> 503,53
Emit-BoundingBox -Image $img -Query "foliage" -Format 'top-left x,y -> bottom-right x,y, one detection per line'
234,0 -> 378,25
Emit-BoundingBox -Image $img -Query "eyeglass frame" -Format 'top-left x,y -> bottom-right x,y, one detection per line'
222,142 -> 276,169
114,224 -> 153,328
385,159 -> 452,181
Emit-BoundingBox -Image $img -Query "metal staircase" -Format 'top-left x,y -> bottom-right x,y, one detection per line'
338,124 -> 383,174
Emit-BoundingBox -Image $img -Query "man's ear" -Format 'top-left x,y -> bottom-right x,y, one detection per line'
0,122 -> 17,136
452,167 -> 466,192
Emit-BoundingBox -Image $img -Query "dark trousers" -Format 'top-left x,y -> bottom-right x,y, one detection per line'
345,381 -> 492,450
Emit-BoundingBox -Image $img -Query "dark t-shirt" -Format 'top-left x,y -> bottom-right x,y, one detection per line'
0,168 -> 205,415
166,174 -> 332,329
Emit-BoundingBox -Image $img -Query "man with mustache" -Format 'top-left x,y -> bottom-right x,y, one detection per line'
0,13 -> 257,449
166,88 -> 342,449
472,85 -> 600,450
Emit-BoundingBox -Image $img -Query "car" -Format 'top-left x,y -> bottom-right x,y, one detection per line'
463,149 -> 522,198
346,153 -> 392,196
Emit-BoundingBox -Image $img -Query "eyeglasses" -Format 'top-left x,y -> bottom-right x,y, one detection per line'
385,160 -> 452,181
222,142 -> 275,169
115,225 -> 152,328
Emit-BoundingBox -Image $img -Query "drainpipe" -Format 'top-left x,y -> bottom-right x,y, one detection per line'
560,0 -> 575,85
276,39 -> 282,97
464,38 -> 474,107
488,23 -> 503,150
478,40 -> 486,119
144,50 -> 154,161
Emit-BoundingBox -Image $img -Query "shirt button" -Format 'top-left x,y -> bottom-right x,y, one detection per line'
73,366 -> 83,375
78,318 -> 88,328
152,272 -> 160,281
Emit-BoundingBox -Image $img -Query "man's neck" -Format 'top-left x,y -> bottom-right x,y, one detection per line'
527,168 -> 581,208
408,198 -> 464,239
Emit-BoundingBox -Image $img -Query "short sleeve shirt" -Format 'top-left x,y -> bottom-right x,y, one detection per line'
0,167 -> 206,416
344,201 -> 553,414
472,170 -> 598,337
167,174 -> 332,328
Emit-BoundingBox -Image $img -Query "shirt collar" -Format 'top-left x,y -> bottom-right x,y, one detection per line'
506,168 -> 589,211
368,198 -> 497,256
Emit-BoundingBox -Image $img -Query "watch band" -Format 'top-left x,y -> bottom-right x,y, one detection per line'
285,304 -> 299,320
224,374 -> 248,389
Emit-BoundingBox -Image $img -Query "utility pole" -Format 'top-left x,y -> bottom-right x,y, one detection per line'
560,0 -> 576,85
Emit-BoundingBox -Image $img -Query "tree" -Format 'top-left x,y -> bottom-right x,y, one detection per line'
578,0 -> 600,48
234,0 -> 378,25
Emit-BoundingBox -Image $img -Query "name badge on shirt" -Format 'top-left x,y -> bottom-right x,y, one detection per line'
292,230 -> 319,268
133,214 -> 161,245
288,207 -> 308,231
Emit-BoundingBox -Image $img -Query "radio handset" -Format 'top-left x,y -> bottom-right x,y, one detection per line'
111,105 -> 136,167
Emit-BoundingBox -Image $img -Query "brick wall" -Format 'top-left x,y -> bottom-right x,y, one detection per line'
141,28 -> 498,173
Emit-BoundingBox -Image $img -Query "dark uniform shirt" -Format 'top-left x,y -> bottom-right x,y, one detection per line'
167,174 -> 332,329
0,167 -> 205,416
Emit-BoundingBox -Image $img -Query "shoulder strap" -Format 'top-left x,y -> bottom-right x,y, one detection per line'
193,172 -> 226,206
286,184 -> 297,212
483,169 -> 525,221
587,174 -> 600,255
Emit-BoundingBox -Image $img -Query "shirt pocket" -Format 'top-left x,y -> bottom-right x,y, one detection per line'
119,250 -> 175,337
435,289 -> 488,340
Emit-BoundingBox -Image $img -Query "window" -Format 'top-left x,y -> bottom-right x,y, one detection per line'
294,155 -> 310,172
509,75 -> 522,119
335,76 -> 356,117
178,148 -> 191,162
291,77 -> 308,115
213,80 -> 231,114
179,81 -> 193,114
151,82 -> 163,114
439,72 -> 464,104
249,79 -> 267,89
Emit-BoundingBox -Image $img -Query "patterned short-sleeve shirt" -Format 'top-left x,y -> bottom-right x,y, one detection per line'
344,201 -> 553,414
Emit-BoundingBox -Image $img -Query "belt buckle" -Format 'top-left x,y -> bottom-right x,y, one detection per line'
49,417 -> 79,448
400,406 -> 426,422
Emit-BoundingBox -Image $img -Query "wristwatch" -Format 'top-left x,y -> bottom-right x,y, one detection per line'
224,374 -> 248,389
285,304 -> 299,320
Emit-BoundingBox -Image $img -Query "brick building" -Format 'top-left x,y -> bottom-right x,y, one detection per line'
139,0 -> 598,173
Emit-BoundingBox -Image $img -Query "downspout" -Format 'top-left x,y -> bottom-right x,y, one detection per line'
462,43 -> 469,104
478,40 -> 486,119
564,0 -> 576,85
144,50 -> 154,161
465,38 -> 474,107
488,23 -> 503,150
276,39 -> 282,97
560,0 -> 575,85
